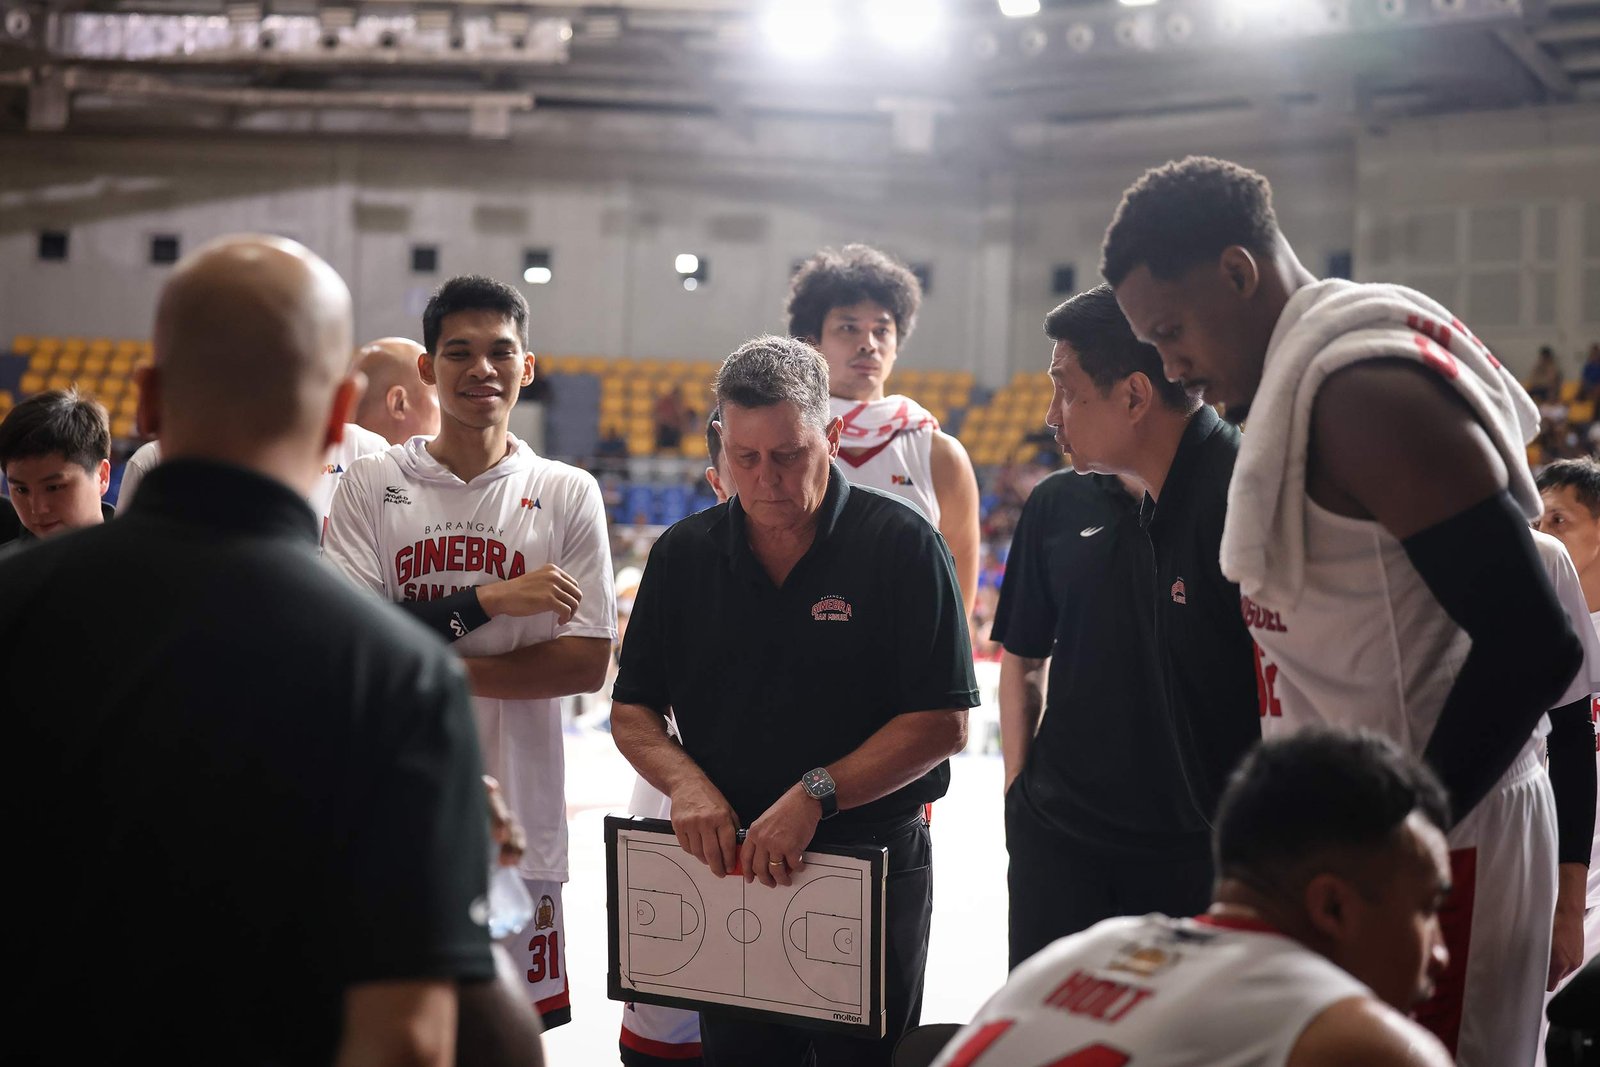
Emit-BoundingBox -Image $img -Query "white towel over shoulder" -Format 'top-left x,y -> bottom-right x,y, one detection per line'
1220,278 -> 1541,607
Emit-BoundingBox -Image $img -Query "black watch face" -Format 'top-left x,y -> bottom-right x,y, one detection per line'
803,769 -> 833,796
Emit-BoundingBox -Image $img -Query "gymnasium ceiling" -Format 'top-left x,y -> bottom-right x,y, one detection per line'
1,0 -> 1597,161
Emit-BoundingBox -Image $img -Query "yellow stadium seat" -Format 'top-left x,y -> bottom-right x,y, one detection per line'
28,352 -> 53,373
600,395 -> 625,416
99,377 -> 127,397
1559,380 -> 1580,403
84,355 -> 109,375
114,339 -> 140,358
118,393 -> 139,415
62,337 -> 86,354
88,338 -> 113,356
1569,401 -> 1596,423
34,336 -> 60,354
600,420 -> 627,439
12,335 -> 36,355
679,437 -> 705,459
46,374 -> 73,392
1526,443 -> 1544,466
109,353 -> 134,374
111,416 -> 134,438
626,396 -> 652,418
0,388 -> 12,404
628,433 -> 656,456
56,352 -> 82,374
20,371 -> 45,394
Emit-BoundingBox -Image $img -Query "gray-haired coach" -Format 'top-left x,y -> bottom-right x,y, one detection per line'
611,335 -> 978,1067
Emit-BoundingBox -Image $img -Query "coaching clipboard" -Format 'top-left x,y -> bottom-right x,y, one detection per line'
605,815 -> 887,1037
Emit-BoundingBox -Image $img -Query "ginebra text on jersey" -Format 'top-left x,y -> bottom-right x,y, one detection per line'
395,534 -> 529,588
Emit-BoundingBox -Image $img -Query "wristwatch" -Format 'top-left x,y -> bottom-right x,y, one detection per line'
801,767 -> 838,820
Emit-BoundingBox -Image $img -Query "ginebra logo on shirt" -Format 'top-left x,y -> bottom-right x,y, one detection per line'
811,595 -> 853,622
395,534 -> 528,588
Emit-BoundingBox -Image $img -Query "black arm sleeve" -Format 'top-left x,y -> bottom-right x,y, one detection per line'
396,587 -> 491,642
1405,491 -> 1584,825
1547,696 -> 1598,866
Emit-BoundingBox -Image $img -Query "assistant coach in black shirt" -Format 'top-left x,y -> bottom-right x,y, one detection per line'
1042,285 -> 1259,823
994,469 -> 1211,970
612,335 -> 977,1067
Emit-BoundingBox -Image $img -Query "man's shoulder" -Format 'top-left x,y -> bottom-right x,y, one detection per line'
531,455 -> 602,497
846,480 -> 937,528
341,446 -> 400,486
649,502 -> 727,560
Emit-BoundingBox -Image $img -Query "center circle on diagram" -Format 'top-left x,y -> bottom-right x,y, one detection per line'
728,909 -> 762,944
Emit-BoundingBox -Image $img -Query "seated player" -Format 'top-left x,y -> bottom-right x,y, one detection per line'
923,729 -> 1455,1067
0,388 -> 114,549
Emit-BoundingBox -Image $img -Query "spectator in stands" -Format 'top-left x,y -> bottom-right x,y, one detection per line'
0,387 -> 113,549
1527,345 -> 1563,404
353,336 -> 441,445
1581,343 -> 1600,403
654,385 -> 687,450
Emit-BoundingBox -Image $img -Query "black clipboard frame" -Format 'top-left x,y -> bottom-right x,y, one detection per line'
605,814 -> 888,1037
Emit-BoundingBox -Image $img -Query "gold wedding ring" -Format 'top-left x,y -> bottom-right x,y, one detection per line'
767,858 -> 785,866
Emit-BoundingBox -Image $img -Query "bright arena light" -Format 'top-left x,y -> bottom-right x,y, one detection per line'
998,0 -> 1041,16
866,0 -> 943,52
522,266 -> 552,285
1118,0 -> 1160,7
760,1 -> 838,59
682,277 -> 700,292
674,253 -> 700,275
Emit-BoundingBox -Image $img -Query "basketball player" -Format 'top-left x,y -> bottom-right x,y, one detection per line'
1104,156 -> 1583,1066
1536,458 -> 1600,988
353,335 -> 441,445
616,410 -> 730,1067
923,730 -> 1455,1067
788,244 -> 981,613
324,274 -> 617,1031
0,388 -> 114,546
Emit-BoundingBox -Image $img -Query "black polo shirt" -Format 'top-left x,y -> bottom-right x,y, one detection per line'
613,463 -> 979,832
992,471 -> 1209,855
1139,405 -> 1260,820
0,460 -> 494,1064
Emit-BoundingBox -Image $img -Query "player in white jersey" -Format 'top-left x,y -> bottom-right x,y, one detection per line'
352,336 -> 441,445
1536,458 -> 1600,983
324,275 -> 616,1030
787,244 -> 980,613
922,730 -> 1453,1067
118,423 -> 388,537
615,411 -> 731,1067
1106,157 -> 1583,1066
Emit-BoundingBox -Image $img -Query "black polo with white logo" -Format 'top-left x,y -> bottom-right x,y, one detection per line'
1139,404 -> 1261,821
613,462 -> 979,830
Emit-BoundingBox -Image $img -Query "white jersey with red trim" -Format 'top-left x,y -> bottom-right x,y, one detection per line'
829,396 -> 940,524
117,425 -> 390,538
322,433 -> 617,882
932,913 -> 1369,1067
1589,608 -> 1600,912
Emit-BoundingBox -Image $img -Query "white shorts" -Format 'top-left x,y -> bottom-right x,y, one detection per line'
497,878 -> 571,1029
617,776 -> 702,1063
1414,750 -> 1556,1067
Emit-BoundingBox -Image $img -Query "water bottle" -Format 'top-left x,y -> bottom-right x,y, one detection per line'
487,864 -> 534,939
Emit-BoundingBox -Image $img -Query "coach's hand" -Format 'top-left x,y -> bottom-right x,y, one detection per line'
739,785 -> 818,889
670,775 -> 741,879
477,563 -> 582,624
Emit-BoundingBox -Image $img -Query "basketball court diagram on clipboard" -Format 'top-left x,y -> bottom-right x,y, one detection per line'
605,815 -> 887,1036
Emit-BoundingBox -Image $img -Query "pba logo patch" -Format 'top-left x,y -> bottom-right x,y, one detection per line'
521,497 -> 542,510
1170,578 -> 1187,605
811,595 -> 853,622
323,463 -> 344,475
890,474 -> 914,486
